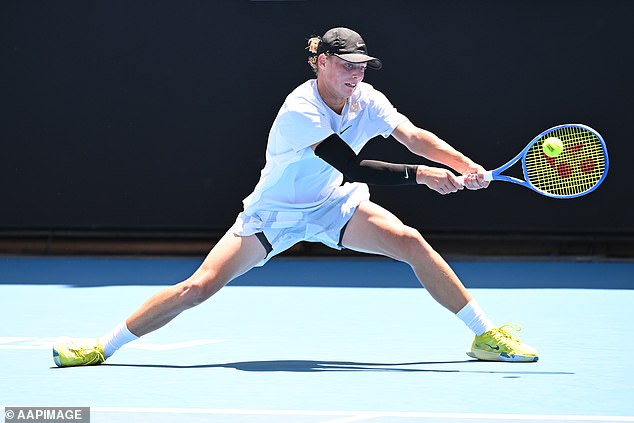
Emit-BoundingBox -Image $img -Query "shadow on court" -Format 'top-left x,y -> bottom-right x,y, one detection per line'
91,360 -> 574,375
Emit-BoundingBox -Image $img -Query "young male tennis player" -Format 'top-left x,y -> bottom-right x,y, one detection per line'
53,27 -> 538,366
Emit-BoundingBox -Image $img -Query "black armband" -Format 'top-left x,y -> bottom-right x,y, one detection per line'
314,134 -> 418,186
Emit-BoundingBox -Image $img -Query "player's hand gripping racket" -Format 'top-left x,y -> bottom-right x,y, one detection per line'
457,124 -> 609,198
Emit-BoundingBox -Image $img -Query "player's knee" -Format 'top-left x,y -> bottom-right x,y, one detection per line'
177,282 -> 207,308
178,270 -> 220,308
395,226 -> 429,262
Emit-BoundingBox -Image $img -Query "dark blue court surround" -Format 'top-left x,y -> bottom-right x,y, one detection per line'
0,256 -> 632,289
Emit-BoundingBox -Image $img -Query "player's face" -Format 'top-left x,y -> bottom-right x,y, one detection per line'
320,55 -> 366,99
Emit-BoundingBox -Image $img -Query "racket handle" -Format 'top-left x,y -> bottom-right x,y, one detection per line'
455,171 -> 493,186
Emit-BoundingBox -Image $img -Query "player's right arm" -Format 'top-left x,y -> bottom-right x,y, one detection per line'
313,133 -> 467,195
312,134 -> 419,187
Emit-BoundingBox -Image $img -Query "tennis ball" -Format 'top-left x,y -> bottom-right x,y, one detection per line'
542,137 -> 563,157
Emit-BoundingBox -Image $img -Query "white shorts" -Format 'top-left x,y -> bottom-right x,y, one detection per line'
230,182 -> 370,266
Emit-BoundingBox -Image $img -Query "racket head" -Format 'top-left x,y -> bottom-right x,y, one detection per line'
521,124 -> 609,198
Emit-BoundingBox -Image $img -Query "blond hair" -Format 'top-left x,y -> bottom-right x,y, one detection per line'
306,36 -> 321,75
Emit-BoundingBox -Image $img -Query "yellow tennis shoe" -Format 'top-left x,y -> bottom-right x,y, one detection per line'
53,337 -> 105,367
467,324 -> 539,362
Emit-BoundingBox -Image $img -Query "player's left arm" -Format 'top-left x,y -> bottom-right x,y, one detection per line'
391,119 -> 489,190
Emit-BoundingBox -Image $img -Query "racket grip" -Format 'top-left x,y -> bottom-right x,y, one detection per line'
456,171 -> 493,186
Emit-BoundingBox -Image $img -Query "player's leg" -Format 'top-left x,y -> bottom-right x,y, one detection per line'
125,231 -> 266,336
341,200 -> 472,313
53,231 -> 268,367
340,200 -> 538,362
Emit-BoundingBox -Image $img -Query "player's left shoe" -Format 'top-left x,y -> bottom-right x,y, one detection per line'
467,324 -> 539,362
53,337 -> 105,367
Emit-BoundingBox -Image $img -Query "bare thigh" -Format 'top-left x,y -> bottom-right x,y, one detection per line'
340,200 -> 419,261
190,230 -> 268,295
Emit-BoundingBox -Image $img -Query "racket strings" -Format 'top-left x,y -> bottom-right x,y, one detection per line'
524,127 -> 607,196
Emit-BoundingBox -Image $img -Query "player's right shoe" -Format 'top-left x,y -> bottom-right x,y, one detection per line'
467,324 -> 539,362
53,337 -> 105,367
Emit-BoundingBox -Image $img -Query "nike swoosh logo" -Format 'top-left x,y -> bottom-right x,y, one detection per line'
356,42 -> 365,47
485,344 -> 500,351
340,125 -> 352,135
404,167 -> 409,179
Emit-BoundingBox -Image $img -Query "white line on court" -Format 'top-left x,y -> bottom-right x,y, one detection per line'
318,414 -> 378,423
82,407 -> 634,422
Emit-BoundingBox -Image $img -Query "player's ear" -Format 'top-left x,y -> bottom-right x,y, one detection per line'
317,53 -> 328,69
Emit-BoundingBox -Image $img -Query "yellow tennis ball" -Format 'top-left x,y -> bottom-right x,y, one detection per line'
542,137 -> 563,157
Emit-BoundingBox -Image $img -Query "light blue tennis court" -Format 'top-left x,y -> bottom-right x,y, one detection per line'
1,255 -> 633,422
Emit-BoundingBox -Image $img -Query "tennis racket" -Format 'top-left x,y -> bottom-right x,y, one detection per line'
457,123 -> 609,199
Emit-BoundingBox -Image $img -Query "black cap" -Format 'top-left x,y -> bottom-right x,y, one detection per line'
317,27 -> 382,70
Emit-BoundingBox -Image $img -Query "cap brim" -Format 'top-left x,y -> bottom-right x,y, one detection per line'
335,53 -> 383,70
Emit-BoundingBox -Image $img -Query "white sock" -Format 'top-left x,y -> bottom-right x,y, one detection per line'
456,299 -> 495,336
98,321 -> 139,358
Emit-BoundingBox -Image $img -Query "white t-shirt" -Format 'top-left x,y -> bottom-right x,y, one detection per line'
241,79 -> 408,216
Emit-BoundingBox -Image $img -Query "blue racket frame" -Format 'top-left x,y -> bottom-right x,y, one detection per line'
489,123 -> 609,199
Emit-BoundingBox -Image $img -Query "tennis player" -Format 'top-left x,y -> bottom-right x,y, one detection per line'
53,27 -> 538,367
